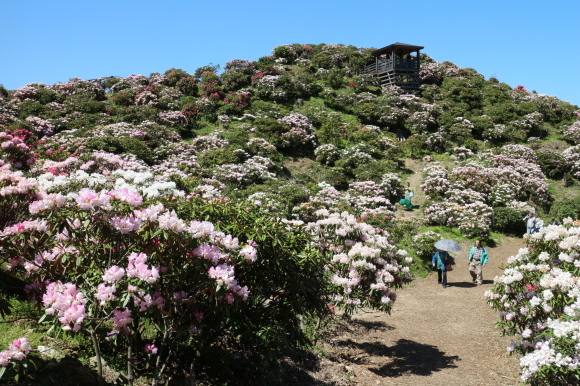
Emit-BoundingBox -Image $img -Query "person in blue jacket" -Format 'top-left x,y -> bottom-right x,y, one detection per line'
468,239 -> 488,285
432,250 -> 451,289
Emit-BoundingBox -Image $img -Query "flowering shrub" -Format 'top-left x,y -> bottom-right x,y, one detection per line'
252,75 -> 293,102
338,144 -> 378,171
0,171 -> 337,384
562,121 -> 580,144
562,145 -> 580,178
412,231 -> 442,261
314,143 -> 341,165
212,156 -> 277,186
451,146 -> 474,160
0,130 -> 38,170
405,111 -> 436,134
277,113 -> 317,154
486,221 -> 580,383
305,209 -> 413,314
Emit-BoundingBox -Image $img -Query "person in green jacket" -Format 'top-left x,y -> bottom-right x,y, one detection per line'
468,240 -> 488,285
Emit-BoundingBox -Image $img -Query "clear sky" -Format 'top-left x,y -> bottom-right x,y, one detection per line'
1,0 -> 579,106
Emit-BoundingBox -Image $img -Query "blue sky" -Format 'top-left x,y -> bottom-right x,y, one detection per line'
1,0 -> 579,106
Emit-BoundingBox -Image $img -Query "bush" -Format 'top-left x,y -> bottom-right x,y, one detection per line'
320,167 -> 349,190
486,221 -> 580,384
198,148 -> 238,168
491,207 -> 526,235
353,159 -> 399,182
550,197 -> 580,220
412,231 -> 442,261
536,149 -> 568,179
85,136 -> 154,164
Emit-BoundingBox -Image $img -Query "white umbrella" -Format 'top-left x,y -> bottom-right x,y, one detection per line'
434,239 -> 462,252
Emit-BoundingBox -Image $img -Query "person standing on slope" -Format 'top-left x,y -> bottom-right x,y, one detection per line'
523,212 -> 536,235
468,239 -> 488,286
404,182 -> 414,207
432,249 -> 451,289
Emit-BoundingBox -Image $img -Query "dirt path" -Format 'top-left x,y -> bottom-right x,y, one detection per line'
307,238 -> 524,385
299,160 -> 523,385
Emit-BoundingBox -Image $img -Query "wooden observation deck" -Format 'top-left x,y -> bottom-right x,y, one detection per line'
363,42 -> 424,93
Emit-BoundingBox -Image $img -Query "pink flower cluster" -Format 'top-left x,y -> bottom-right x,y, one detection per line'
42,281 -> 87,331
208,263 -> 250,302
126,252 -> 160,284
0,338 -> 31,367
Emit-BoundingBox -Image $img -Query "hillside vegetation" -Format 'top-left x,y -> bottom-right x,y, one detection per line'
1,43 -> 580,384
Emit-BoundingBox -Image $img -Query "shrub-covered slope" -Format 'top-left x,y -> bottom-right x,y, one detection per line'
1,43 -> 580,384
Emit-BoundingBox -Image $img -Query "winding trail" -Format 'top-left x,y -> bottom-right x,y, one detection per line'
311,160 -> 523,385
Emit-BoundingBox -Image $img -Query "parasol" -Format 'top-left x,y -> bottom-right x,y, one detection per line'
434,239 -> 462,252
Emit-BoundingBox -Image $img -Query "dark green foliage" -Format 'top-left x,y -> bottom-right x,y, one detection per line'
17,101 -> 47,119
111,105 -> 158,124
221,127 -> 249,148
550,198 -> 580,221
197,148 -> 238,168
491,207 -> 526,235
536,149 -> 569,179
272,45 -> 298,64
101,77 -> 123,91
194,64 -> 220,79
323,68 -> 345,89
85,136 -> 154,164
482,103 -> 519,124
353,159 -> 399,182
110,88 -> 137,107
255,56 -> 276,71
252,118 -> 289,148
221,71 -> 251,92
0,84 -> 9,98
67,94 -> 106,114
316,119 -> 345,146
176,75 -> 198,96
310,53 -> 333,69
164,68 -> 189,87
250,100 -> 290,118
461,137 -> 481,152
320,167 -> 349,190
470,115 -> 494,138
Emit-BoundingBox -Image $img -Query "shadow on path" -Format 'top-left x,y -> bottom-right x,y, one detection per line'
447,281 -> 478,288
336,338 -> 459,377
350,319 -> 394,331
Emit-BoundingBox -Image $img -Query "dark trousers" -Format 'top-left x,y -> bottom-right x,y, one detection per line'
437,269 -> 447,285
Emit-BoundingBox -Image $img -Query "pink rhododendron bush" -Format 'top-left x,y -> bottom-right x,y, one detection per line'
0,146 -> 412,383
486,219 -> 580,384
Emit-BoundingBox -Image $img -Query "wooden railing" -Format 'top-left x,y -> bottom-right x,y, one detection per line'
363,58 -> 418,74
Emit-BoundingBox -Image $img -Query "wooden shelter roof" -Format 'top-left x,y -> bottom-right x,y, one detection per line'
373,42 -> 424,57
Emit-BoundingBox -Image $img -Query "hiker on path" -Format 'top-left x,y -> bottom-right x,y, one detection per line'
432,249 -> 451,289
468,240 -> 488,285
523,212 -> 536,235
404,182 -> 414,207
